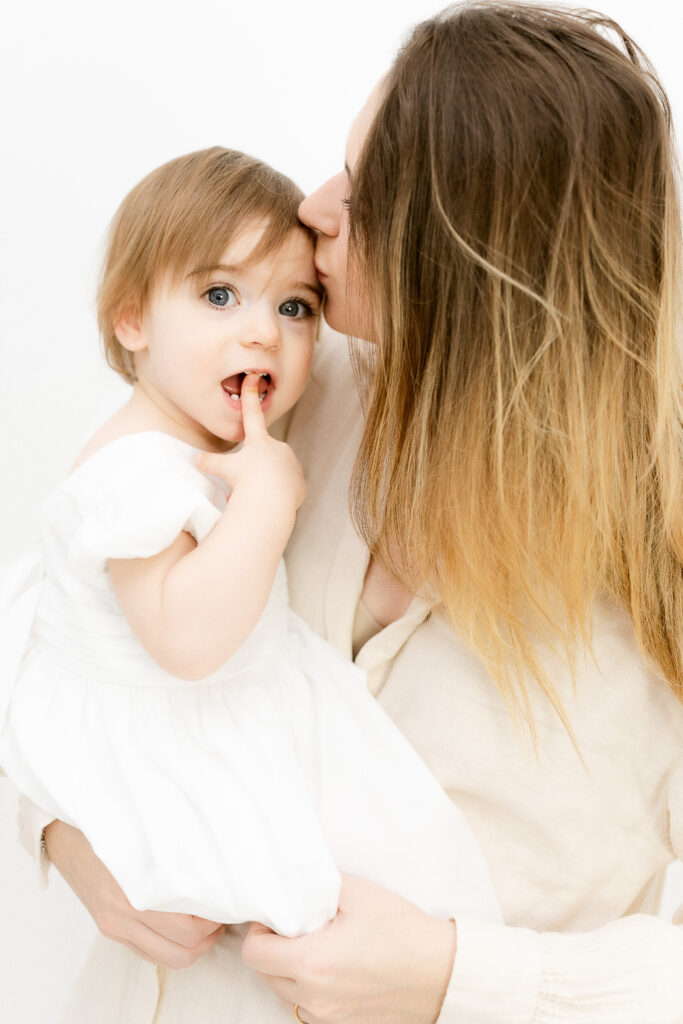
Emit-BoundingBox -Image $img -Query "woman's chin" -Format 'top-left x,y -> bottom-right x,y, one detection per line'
322,305 -> 348,335
323,306 -> 372,341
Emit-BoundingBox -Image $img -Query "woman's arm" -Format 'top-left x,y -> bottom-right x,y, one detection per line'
242,876 -> 456,1024
109,378 -> 305,680
241,878 -> 683,1024
14,792 -> 224,967
43,819 -> 225,969
23,808 -> 683,1017
442,912 -> 683,1024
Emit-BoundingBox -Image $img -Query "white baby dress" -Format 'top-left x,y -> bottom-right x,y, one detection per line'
0,432 -> 501,935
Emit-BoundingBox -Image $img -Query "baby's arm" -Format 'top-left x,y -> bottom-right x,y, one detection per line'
108,377 -> 305,680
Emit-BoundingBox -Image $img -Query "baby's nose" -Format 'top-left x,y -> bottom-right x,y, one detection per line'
238,311 -> 281,350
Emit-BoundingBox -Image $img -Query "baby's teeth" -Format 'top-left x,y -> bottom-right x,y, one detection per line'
227,387 -> 266,403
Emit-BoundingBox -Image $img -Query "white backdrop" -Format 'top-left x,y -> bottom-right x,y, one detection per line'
1,2 -> 682,1021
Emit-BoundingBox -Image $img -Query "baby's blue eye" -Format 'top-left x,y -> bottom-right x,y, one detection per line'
279,299 -> 310,318
206,287 -> 236,308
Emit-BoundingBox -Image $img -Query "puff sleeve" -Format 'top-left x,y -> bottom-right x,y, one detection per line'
43,433 -> 226,586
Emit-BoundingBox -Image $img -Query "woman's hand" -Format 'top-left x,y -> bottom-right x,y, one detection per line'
241,876 -> 457,1024
44,820 -> 225,968
197,373 -> 306,513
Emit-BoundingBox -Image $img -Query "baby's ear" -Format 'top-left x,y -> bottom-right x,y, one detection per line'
114,305 -> 146,352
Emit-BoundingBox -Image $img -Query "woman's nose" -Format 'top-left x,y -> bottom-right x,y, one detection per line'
298,171 -> 347,237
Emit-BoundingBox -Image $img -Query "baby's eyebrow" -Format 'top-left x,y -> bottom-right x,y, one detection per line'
291,281 -> 324,301
187,263 -> 239,278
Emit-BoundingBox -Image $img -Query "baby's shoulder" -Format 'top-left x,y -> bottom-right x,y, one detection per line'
71,398 -> 176,471
72,423 -> 132,471
67,432 -> 200,491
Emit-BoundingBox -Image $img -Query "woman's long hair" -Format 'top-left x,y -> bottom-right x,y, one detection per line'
349,2 -> 683,731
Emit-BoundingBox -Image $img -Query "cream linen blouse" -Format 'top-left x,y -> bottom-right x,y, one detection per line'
18,330 -> 683,1024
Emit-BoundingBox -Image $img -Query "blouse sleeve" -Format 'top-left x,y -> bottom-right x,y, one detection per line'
1,765 -> 53,887
46,434 -> 226,585
16,791 -> 54,887
438,758 -> 683,1024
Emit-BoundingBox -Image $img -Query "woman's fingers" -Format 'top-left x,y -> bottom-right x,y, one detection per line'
242,920 -> 301,978
96,903 -> 225,969
97,902 -> 225,968
125,920 -> 225,970
135,908 -> 224,947
253,971 -> 298,1003
94,890 -> 226,967
240,373 -> 269,441
241,878 -> 458,1024
107,921 -> 225,970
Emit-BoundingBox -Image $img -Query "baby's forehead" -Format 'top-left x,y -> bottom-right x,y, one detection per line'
260,223 -> 316,258
274,227 -> 316,262
220,224 -> 317,276
150,221 -> 313,285
216,221 -> 315,267
148,224 -> 319,301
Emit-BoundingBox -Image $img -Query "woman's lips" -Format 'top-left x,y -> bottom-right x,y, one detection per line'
315,263 -> 327,280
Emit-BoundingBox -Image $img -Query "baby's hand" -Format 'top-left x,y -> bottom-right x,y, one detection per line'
197,374 -> 306,513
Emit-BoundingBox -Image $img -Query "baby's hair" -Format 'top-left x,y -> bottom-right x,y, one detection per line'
98,147 -> 307,383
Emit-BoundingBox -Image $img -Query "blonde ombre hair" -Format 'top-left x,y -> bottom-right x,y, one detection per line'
98,147 -> 306,382
349,3 -> 683,730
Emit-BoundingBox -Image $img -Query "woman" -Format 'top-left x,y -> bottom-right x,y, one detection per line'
23,3 -> 683,1022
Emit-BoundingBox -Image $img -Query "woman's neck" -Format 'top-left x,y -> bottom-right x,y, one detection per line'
360,557 -> 413,627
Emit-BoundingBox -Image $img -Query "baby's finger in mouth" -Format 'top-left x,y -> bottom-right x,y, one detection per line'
241,374 -> 268,439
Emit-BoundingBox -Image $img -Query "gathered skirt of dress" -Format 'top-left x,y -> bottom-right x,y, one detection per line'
0,433 -> 502,935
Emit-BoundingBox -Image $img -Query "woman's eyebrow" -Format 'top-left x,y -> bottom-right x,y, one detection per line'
344,162 -> 353,183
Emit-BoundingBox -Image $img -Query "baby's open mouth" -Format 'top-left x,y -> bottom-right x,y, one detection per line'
221,372 -> 272,404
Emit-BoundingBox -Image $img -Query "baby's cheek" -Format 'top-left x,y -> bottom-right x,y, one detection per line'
294,362 -> 314,401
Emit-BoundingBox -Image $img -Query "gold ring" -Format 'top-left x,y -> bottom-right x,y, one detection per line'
293,1005 -> 308,1024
